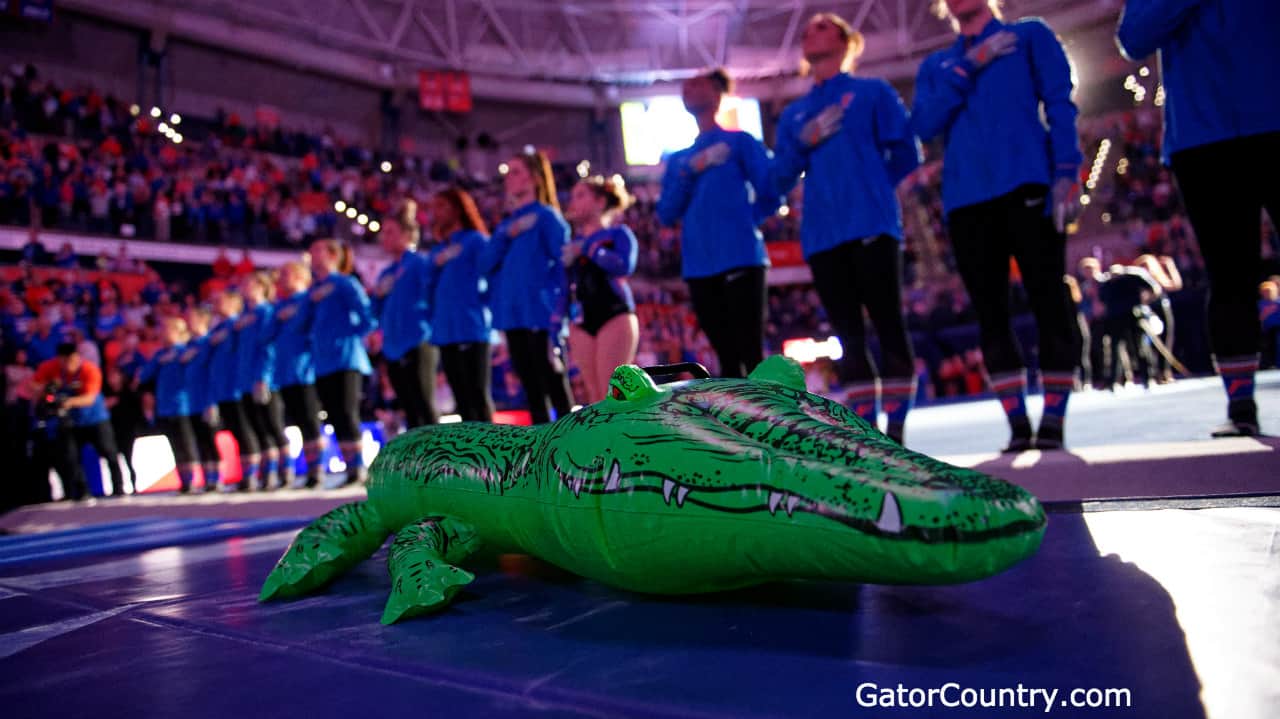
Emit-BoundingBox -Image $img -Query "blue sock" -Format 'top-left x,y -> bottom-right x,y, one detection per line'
242,459 -> 260,484
1217,355 -> 1258,403
345,446 -> 364,469
1041,371 -> 1075,422
845,381 -> 879,425
204,464 -> 220,489
991,370 -> 1028,422
882,377 -> 915,428
265,456 -> 280,477
177,467 -> 194,491
305,448 -> 323,477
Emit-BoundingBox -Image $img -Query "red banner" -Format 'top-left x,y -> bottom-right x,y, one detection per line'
766,240 -> 804,267
445,71 -> 472,113
418,70 -> 445,112
419,70 -> 472,113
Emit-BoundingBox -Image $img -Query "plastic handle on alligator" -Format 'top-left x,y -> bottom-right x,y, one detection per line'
640,363 -> 711,382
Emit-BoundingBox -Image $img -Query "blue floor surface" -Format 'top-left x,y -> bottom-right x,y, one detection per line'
2,507 -> 1277,718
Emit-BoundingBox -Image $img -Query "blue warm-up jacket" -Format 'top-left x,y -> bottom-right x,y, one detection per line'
656,126 -> 780,279
912,17 -> 1083,214
1117,0 -> 1280,161
774,73 -> 922,259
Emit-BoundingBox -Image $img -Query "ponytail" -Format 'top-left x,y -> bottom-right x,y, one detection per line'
316,238 -> 355,275
389,198 -> 422,247
338,242 -> 355,275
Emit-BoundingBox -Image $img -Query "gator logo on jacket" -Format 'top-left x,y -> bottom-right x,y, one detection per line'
505,212 -> 538,238
309,282 -> 335,302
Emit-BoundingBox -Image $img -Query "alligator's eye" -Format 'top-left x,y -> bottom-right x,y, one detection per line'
747,355 -> 807,392
607,365 -> 661,403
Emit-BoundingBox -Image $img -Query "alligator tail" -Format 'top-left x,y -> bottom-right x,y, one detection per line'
259,501 -> 390,601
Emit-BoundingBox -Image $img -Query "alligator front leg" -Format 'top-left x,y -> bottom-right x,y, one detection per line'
260,501 -> 389,601
381,516 -> 481,625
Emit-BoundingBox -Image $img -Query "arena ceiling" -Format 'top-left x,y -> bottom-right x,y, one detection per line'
63,0 -> 1122,106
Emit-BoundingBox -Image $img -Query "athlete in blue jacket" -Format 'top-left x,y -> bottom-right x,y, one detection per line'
138,317 -> 199,493
427,187 -> 495,423
1118,0 -> 1279,436
236,273 -> 289,491
481,149 -> 574,424
774,13 -> 923,445
308,239 -> 375,485
564,175 -> 640,405
913,0 -> 1083,451
656,68 -> 780,378
266,261 -> 324,488
183,306 -> 222,492
372,199 -> 438,428
209,291 -> 261,491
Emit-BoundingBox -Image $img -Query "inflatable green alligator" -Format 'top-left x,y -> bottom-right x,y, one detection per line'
260,356 -> 1046,624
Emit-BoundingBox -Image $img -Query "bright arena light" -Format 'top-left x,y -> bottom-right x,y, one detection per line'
150,106 -> 162,118
170,113 -> 182,124
129,104 -> 140,116
173,134 -> 183,144
357,214 -> 369,225
778,205 -> 791,217
345,207 -> 358,219
334,200 -> 347,212
369,220 -> 381,232
498,163 -> 509,175
158,122 -> 169,134
380,160 -> 392,173
782,336 -> 844,364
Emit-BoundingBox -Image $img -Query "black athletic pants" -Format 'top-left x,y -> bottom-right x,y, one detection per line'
73,421 -> 124,496
111,417 -> 138,487
218,399 -> 259,456
158,415 -> 199,466
440,342 -> 495,422
1152,298 -> 1175,378
1103,313 -> 1150,387
1170,131 -> 1280,360
192,414 -> 220,464
808,236 -> 915,383
506,329 -> 572,424
686,265 -> 767,378
946,184 -> 1079,377
386,342 -> 439,428
280,383 -> 323,442
316,370 -> 364,443
242,394 -> 287,453
33,428 -> 85,501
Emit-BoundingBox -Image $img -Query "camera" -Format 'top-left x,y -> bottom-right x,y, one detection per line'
33,382 -> 73,430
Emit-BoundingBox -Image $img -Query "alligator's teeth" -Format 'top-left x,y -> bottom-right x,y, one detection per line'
785,495 -> 801,517
876,493 -> 903,534
768,491 -> 784,515
605,461 -> 621,492
662,479 -> 676,504
572,477 -> 584,498
675,485 -> 691,507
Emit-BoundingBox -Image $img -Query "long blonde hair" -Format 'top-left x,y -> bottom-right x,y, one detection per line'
512,148 -> 560,212
931,0 -> 1004,31
800,13 -> 866,76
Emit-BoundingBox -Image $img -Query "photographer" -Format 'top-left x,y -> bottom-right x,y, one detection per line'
30,342 -> 126,500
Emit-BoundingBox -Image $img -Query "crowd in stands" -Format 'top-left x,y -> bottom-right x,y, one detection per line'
4,60 -> 1278,419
